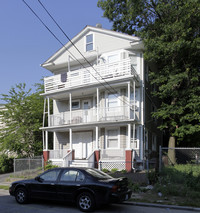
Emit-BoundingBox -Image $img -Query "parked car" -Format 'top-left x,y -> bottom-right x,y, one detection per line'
9,167 -> 132,212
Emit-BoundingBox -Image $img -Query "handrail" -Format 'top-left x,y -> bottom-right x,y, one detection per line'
63,150 -> 72,167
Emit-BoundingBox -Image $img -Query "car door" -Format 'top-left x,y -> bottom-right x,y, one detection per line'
30,169 -> 61,200
57,169 -> 85,201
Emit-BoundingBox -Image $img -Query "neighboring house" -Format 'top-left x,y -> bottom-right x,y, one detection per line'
41,25 -> 162,171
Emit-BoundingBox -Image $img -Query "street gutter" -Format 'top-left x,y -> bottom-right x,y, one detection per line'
123,201 -> 200,212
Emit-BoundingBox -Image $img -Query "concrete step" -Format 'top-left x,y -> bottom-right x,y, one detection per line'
70,160 -> 88,167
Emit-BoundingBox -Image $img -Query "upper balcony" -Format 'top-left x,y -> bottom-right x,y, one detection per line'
44,58 -> 140,94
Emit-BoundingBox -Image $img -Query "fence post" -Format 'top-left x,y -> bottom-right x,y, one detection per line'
159,145 -> 162,172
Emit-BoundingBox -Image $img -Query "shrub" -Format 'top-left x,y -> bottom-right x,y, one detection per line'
45,160 -> 58,170
0,154 -> 13,174
111,168 -> 118,173
102,168 -> 109,173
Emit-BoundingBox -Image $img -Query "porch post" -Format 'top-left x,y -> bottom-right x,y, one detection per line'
69,128 -> 72,150
96,88 -> 99,121
95,126 -> 99,149
45,131 -> 48,150
69,93 -> 72,123
47,97 -> 50,126
128,82 -> 130,119
133,81 -> 136,120
127,123 -> 131,149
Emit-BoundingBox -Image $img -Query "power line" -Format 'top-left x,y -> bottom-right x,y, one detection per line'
22,0 -> 134,107
37,0 -> 136,107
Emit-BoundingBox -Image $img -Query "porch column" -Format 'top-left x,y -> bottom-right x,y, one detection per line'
133,81 -> 136,120
95,126 -> 99,149
47,97 -> 50,126
96,88 -> 99,121
69,93 -> 72,123
69,128 -> 72,150
127,123 -> 131,149
133,123 -> 136,148
45,131 -> 48,150
128,82 -> 131,119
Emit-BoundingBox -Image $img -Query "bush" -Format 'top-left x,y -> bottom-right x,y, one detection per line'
111,168 -> 118,173
45,160 -> 58,170
0,154 -> 13,174
102,168 -> 109,173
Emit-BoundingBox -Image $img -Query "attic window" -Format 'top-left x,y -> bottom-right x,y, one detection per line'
86,34 -> 93,51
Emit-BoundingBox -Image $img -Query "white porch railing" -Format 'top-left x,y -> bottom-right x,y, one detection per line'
49,149 -> 68,159
44,58 -> 139,93
86,151 -> 95,168
63,150 -> 73,167
49,106 -> 137,126
101,149 -> 125,160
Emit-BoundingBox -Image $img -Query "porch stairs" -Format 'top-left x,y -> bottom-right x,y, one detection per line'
70,160 -> 90,168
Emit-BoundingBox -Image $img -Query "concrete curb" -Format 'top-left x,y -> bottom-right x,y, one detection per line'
123,201 -> 200,212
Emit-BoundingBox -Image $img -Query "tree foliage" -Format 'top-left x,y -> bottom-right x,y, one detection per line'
98,0 -> 200,144
0,83 -> 44,157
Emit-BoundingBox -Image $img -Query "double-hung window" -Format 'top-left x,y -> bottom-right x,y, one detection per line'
86,34 -> 93,52
107,93 -> 118,110
106,129 -> 119,149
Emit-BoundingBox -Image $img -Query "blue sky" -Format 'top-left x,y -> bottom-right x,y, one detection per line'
0,0 -> 112,103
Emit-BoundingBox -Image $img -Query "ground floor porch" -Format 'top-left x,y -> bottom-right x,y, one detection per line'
43,123 -> 145,171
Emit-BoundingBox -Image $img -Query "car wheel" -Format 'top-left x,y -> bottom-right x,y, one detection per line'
15,188 -> 28,204
77,192 -> 95,212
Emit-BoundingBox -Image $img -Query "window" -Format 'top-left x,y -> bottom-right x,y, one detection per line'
108,54 -> 119,63
60,170 -> 85,182
72,100 -> 80,110
86,34 -> 93,51
107,129 -> 119,148
40,169 -> 60,181
107,93 -> 118,109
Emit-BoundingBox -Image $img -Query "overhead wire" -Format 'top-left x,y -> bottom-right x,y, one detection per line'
37,0 -> 131,104
22,0 -> 135,107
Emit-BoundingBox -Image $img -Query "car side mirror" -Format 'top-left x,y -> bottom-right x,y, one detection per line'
35,176 -> 43,182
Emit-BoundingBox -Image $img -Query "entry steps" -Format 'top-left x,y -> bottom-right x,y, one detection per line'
70,160 -> 90,168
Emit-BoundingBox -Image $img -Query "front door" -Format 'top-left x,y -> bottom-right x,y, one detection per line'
72,131 -> 92,159
82,100 -> 91,123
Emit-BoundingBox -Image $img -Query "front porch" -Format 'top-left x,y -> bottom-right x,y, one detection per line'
43,148 -> 138,172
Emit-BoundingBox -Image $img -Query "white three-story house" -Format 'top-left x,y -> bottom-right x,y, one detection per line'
41,25 -> 161,171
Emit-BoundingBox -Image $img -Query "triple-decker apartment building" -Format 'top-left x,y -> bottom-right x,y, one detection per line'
41,25 -> 162,171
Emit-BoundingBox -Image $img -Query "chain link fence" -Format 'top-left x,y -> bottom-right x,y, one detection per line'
14,156 -> 44,176
159,147 -> 200,171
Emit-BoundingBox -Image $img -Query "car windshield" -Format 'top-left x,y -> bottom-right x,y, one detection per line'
86,169 -> 113,180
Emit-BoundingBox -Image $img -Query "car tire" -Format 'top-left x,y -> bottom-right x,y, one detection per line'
15,187 -> 28,204
77,192 -> 95,212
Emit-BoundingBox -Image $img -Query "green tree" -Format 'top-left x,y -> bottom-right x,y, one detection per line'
98,0 -> 200,152
0,83 -> 44,157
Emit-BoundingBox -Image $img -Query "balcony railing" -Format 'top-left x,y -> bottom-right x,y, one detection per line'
44,58 -> 139,93
49,106 -> 139,127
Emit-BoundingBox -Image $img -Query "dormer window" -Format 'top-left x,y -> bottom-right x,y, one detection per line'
86,34 -> 93,51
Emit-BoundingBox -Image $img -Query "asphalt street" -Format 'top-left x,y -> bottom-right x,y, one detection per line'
0,189 -> 199,213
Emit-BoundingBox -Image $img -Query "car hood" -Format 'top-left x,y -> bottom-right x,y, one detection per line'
12,178 -> 35,185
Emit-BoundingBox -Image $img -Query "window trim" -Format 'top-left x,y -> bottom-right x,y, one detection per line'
106,127 -> 120,149
85,33 -> 94,52
72,100 -> 80,110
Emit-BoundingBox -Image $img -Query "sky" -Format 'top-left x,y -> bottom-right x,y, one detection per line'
0,0 -> 112,103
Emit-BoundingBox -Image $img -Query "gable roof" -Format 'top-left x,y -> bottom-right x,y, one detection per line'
41,25 -> 143,70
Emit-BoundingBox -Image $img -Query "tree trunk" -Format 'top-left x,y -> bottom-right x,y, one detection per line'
168,136 -> 176,165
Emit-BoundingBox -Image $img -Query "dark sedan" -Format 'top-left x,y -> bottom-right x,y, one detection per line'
9,167 -> 132,212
